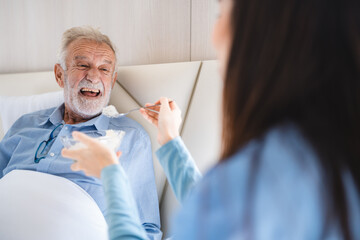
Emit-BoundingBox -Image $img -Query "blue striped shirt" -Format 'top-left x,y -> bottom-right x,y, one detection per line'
0,104 -> 162,240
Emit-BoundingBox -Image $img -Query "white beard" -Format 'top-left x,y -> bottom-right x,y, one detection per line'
63,76 -> 111,119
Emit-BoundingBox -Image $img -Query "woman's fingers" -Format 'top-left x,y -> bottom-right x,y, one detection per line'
61,148 -> 82,160
140,108 -> 159,124
72,131 -> 98,146
143,108 -> 159,118
169,100 -> 180,112
144,103 -> 161,115
62,148 -> 93,166
160,97 -> 171,112
150,100 -> 161,105
62,134 -> 122,179
71,162 -> 92,177
61,132 -> 101,161
71,162 -> 80,171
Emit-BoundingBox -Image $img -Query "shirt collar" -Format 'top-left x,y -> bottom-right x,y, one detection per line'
39,104 -> 65,126
77,113 -> 110,131
39,103 -> 110,130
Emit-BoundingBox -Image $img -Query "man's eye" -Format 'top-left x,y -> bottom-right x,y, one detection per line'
101,68 -> 109,72
78,65 -> 89,68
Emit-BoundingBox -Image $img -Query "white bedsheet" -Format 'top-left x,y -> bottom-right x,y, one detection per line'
0,170 -> 108,240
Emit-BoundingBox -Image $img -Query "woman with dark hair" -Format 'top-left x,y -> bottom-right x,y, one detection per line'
62,0 -> 360,239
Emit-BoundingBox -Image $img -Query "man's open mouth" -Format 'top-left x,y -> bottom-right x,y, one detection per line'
80,88 -> 101,97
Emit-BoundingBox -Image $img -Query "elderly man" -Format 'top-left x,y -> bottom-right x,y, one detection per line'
0,26 -> 161,239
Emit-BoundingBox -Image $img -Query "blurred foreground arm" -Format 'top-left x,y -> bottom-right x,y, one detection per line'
62,133 -> 149,240
140,97 -> 202,203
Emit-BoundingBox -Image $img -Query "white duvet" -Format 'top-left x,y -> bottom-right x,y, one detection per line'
0,170 -> 108,240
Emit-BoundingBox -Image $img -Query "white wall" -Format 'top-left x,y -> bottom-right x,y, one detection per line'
0,0 -> 218,74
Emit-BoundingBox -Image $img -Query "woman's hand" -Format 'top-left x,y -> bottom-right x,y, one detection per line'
61,131 -> 122,178
140,97 -> 182,145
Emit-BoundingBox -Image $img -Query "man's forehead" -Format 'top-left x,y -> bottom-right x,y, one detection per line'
74,55 -> 113,65
67,39 -> 115,63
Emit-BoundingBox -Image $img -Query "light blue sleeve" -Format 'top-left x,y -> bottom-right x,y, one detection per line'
170,145 -> 327,240
171,126 -> 348,240
101,164 -> 149,240
101,136 -> 202,240
156,136 -> 202,204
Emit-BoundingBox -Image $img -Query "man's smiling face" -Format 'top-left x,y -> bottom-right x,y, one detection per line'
61,38 -> 117,120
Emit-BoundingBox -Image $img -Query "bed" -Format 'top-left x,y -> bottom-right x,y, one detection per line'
0,60 -> 222,239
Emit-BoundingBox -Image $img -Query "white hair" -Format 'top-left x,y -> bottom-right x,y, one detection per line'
57,26 -> 118,75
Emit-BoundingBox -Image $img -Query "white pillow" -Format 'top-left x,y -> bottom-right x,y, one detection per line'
0,91 -> 64,138
0,170 -> 108,240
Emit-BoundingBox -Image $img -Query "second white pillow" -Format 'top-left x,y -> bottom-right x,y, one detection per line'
0,91 -> 64,137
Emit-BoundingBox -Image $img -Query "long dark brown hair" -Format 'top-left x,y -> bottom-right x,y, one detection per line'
221,0 -> 360,239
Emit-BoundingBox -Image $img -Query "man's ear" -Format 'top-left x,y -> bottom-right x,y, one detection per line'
54,64 -> 65,88
111,72 -> 118,88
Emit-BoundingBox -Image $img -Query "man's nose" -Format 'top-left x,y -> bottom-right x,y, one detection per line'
86,68 -> 101,83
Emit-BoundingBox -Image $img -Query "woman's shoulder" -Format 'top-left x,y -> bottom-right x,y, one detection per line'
208,123 -> 320,183
173,123 -> 328,239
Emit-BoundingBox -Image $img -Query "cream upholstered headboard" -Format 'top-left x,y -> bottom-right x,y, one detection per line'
0,60 -> 222,238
